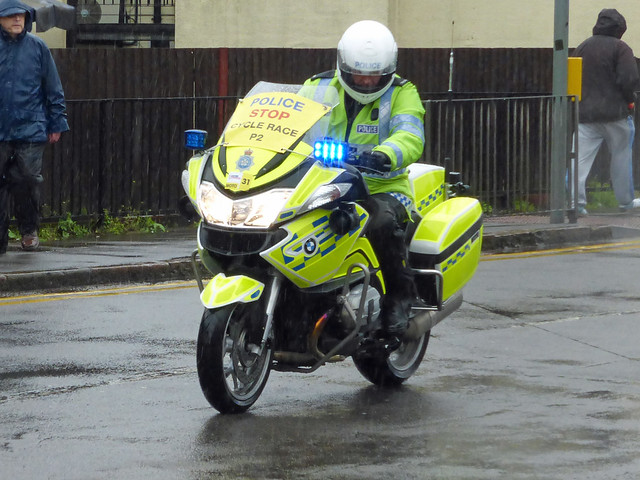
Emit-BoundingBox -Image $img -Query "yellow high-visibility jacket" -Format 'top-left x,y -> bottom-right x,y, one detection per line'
304,70 -> 425,203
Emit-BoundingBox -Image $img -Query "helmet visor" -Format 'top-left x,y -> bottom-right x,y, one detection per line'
337,49 -> 396,76
339,71 -> 394,95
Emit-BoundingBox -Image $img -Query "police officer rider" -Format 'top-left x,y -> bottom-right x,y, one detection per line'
304,20 -> 426,336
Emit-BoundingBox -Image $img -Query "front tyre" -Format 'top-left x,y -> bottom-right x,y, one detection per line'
353,332 -> 430,386
197,304 -> 273,414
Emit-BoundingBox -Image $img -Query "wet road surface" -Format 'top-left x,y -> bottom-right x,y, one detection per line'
1,243 -> 640,479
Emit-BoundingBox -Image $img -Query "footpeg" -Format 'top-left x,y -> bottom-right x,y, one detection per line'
357,334 -> 401,358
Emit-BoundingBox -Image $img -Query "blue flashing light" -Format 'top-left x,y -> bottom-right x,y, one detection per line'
313,138 -> 348,166
184,129 -> 208,150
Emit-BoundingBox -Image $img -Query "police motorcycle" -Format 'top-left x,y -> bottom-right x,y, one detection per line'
180,81 -> 482,414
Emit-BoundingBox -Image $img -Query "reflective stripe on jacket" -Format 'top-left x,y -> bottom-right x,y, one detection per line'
304,70 -> 425,201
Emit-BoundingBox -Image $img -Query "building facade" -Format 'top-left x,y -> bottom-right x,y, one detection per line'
175,0 -> 640,52
36,1 -> 640,52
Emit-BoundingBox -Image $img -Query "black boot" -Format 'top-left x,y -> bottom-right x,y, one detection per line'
382,295 -> 411,336
0,228 -> 7,254
0,210 -> 8,255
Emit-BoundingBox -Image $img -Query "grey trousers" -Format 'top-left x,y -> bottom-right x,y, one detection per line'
574,117 -> 635,207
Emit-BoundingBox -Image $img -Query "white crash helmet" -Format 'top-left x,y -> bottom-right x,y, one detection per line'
337,20 -> 398,104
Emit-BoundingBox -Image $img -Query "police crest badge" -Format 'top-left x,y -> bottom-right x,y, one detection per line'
236,149 -> 254,171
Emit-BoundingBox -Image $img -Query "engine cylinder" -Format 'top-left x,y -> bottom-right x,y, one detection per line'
340,283 -> 381,329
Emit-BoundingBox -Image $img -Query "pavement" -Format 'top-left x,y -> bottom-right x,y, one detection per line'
2,211 -> 640,295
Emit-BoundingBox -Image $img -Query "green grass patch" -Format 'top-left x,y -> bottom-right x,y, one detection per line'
585,181 -> 618,210
8,210 -> 167,241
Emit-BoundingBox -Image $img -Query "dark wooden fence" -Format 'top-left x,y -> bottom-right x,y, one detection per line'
53,48 -> 554,100
38,47 -> 565,220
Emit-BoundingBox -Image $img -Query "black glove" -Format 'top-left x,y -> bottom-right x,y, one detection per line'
355,151 -> 392,173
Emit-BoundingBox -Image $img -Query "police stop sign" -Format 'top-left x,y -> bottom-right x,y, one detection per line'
223,91 -> 329,152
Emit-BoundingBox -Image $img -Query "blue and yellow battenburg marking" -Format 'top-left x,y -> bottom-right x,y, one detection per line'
261,206 -> 370,288
438,227 -> 482,301
441,235 -> 475,273
416,183 -> 445,215
280,213 -> 366,272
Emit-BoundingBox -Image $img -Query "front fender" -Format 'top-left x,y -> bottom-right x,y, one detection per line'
200,273 -> 265,309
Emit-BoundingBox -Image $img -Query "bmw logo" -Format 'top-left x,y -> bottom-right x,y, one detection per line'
303,238 -> 317,255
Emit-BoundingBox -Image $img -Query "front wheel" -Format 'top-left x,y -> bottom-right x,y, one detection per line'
353,332 -> 430,386
197,303 -> 273,414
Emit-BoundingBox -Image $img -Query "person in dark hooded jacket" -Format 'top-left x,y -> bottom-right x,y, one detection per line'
0,0 -> 69,253
572,8 -> 640,215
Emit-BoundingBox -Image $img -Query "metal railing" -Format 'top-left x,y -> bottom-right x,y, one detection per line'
424,95 -> 579,214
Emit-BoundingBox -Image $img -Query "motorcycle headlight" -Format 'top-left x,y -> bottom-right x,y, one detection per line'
299,183 -> 352,214
198,181 -> 293,228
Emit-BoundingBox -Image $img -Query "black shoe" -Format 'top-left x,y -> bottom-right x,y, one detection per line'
382,297 -> 410,336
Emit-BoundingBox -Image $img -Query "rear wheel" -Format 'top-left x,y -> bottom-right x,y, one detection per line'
353,331 -> 430,386
197,303 -> 272,414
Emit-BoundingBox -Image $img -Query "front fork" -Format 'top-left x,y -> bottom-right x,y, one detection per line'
257,274 -> 283,356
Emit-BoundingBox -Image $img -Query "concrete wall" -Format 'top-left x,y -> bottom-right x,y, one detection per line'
33,0 -> 68,49
176,0 -> 391,48
36,27 -> 66,48
35,0 -> 640,52
176,0 -> 640,52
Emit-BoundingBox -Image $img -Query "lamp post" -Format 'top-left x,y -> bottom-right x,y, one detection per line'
550,0 -> 569,224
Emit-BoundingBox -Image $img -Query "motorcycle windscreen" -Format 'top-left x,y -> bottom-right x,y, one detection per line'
222,91 -> 329,152
211,84 -> 340,193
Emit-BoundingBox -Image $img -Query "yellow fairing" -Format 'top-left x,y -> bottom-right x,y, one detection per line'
261,205 -> 370,288
210,142 -> 313,192
410,197 -> 483,301
187,155 -> 204,200
276,162 -> 342,222
331,238 -> 385,293
408,163 -> 446,217
201,273 -> 265,308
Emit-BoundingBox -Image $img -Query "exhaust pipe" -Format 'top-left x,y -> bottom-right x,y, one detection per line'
403,291 -> 464,340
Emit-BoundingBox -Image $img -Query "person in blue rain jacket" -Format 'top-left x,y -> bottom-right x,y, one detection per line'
0,0 -> 69,253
